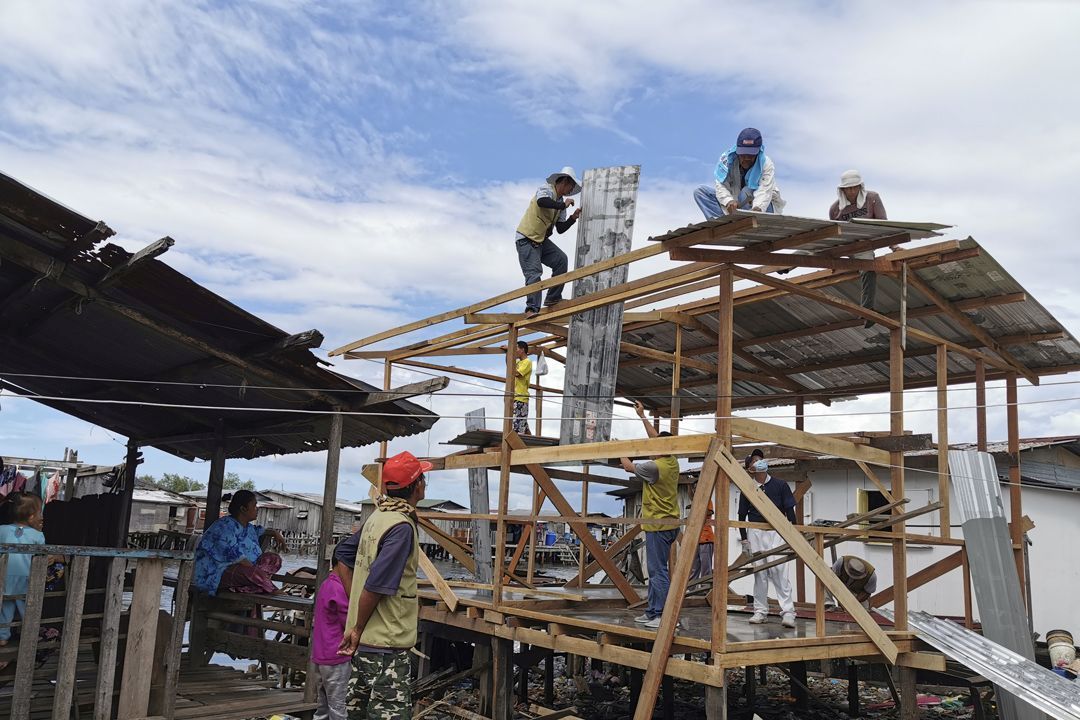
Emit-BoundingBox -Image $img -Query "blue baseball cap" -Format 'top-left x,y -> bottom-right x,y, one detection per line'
735,127 -> 763,155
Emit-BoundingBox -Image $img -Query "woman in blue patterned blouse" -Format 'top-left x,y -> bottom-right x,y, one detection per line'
194,489 -> 287,596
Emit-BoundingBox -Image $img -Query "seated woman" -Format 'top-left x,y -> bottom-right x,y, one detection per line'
194,490 -> 287,596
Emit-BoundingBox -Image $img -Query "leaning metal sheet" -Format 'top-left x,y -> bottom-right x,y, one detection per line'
883,610 -> 1078,720
949,450 -> 1042,720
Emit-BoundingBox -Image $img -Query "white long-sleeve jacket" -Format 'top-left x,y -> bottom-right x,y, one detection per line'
714,153 -> 786,214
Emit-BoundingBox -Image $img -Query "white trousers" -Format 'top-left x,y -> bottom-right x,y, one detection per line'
747,527 -> 794,615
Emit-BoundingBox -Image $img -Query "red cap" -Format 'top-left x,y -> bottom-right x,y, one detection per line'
382,451 -> 433,490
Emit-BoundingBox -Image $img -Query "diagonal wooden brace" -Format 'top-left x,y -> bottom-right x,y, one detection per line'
714,448 -> 898,663
505,432 -> 640,603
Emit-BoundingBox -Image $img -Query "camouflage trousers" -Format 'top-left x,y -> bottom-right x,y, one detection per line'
346,649 -> 412,720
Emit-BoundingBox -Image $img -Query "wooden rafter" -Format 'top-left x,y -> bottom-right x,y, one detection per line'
904,271 -> 1038,384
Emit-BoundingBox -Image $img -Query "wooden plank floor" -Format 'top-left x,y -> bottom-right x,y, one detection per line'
173,662 -> 317,720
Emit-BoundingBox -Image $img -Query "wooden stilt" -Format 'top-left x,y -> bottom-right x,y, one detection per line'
898,666 -> 918,720
671,323 -> 682,435
495,326 -> 517,606
712,267 -> 733,660
890,329 -> 908,632
492,637 -> 514,720
794,397 -> 807,602
203,425 -> 225,531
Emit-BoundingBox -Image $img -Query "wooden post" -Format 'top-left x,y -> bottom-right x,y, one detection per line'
713,267 -> 733,661
161,560 -> 194,719
936,345 -> 951,538
95,557 -> 127,718
815,533 -> 825,638
890,329 -> 908,632
1006,374 -> 1025,594
52,555 -> 90,719
492,637 -> 514,720
536,382 -> 544,437
898,666 -> 918,720
671,323 -> 682,435
527,483 -> 540,584
63,447 -> 78,501
495,324 -> 518,605
466,408 -> 493,596
975,358 -> 987,452
118,559 -> 165,719
379,360 -> 392,465
203,421 -> 226,530
794,397 -> 807,603
705,683 -> 727,720
317,412 -> 344,584
118,439 -> 140,542
12,555 -> 48,720
578,469 -> 589,587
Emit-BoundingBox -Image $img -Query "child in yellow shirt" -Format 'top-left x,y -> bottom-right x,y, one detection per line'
512,341 -> 533,435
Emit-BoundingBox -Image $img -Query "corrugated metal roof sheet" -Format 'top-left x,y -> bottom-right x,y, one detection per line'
0,172 -> 440,460
618,235 -> 1080,413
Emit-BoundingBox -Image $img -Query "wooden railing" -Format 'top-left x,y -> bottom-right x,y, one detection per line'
0,544 -> 193,720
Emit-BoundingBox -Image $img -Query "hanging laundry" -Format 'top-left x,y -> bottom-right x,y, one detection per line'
45,471 -> 62,504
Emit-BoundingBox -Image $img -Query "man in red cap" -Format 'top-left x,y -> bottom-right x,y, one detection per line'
339,450 -> 431,718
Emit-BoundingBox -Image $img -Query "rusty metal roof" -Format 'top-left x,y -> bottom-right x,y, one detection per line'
0,172 -> 439,460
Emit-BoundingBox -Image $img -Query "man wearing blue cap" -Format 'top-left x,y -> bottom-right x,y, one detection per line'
693,128 -> 785,219
738,458 -> 798,628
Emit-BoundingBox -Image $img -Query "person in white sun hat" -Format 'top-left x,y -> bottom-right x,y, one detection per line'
514,167 -> 583,318
829,169 -> 888,327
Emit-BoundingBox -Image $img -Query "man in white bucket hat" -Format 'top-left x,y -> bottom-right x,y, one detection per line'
829,170 -> 888,327
515,167 -> 583,318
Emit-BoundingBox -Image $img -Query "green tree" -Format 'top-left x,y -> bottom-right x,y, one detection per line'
157,473 -> 205,493
223,472 -> 255,491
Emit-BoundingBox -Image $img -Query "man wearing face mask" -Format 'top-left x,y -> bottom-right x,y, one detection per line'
693,127 -> 786,218
737,458 -> 798,628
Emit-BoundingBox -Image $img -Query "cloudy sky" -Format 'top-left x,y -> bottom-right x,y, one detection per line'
1,1 -> 1078,514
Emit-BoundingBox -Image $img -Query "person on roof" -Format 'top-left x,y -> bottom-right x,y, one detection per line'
693,128 -> 785,219
515,167 -> 583,318
824,555 -> 878,611
738,458 -> 798,628
829,170 -> 888,325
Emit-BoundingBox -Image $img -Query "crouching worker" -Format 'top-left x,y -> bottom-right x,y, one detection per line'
824,555 -> 877,611
339,451 -> 430,719
693,127 -> 785,219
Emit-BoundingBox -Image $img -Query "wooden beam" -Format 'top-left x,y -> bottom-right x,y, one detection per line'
331,217 -> 757,354
905,272 -> 1038,384
99,236 -> 174,286
855,460 -> 896,505
504,432 -> 640,602
730,417 -> 891,465
713,448 -> 898,662
870,550 -> 962,607
670,246 -> 892,272
671,324 -> 682,435
357,376 -> 449,406
632,439 -> 722,720
1006,374 -> 1025,596
562,525 -> 642,587
620,341 -> 715,373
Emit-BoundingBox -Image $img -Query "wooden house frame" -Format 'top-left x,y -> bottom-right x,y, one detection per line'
329,211 -> 1080,719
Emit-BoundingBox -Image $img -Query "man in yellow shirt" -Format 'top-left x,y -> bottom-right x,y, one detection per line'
511,340 -> 533,435
619,401 -> 680,629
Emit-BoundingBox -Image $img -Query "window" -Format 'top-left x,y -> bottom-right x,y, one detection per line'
855,487 -> 937,543
855,488 -> 891,524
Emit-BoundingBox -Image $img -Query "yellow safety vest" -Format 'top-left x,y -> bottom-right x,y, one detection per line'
516,184 -> 562,244
347,508 -> 419,649
642,455 -> 680,532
